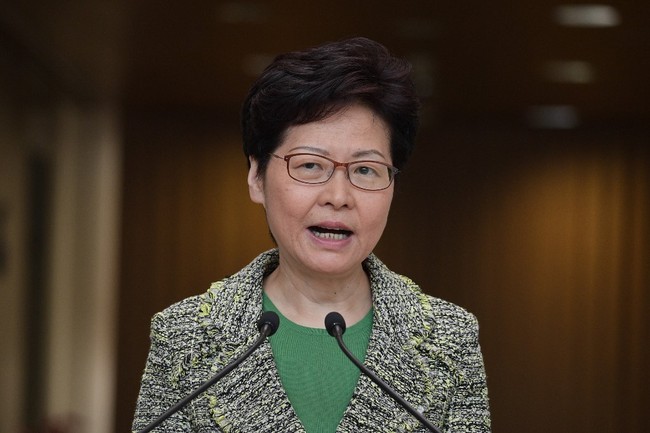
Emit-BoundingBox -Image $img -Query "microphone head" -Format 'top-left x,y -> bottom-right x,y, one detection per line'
257,311 -> 280,336
324,312 -> 346,336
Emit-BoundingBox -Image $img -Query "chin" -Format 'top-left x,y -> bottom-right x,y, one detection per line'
305,252 -> 366,275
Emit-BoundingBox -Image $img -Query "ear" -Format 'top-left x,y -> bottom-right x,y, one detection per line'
247,157 -> 265,206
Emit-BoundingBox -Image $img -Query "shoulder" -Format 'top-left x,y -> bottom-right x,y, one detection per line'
400,273 -> 480,341
389,276 -> 484,386
148,292 -> 214,349
366,253 -> 477,329
366,254 -> 479,346
144,282 -> 241,387
150,249 -> 279,340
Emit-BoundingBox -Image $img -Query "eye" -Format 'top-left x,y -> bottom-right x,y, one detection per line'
293,159 -> 325,173
352,163 -> 381,177
299,161 -> 322,171
288,154 -> 331,182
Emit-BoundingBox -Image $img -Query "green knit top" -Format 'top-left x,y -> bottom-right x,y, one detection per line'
263,293 -> 373,433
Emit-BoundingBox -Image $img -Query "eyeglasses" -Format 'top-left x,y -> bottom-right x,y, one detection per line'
271,153 -> 398,191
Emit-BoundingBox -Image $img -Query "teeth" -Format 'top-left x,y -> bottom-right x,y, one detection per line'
311,228 -> 350,240
314,231 -> 348,240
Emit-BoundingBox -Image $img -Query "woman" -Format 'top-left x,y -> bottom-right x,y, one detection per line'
133,37 -> 491,433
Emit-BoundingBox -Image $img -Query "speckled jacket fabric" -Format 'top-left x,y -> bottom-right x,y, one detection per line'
132,249 -> 491,433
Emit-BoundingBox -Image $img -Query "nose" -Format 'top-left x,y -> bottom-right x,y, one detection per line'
320,166 -> 354,209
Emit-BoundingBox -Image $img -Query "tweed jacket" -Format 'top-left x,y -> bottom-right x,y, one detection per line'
132,249 -> 491,432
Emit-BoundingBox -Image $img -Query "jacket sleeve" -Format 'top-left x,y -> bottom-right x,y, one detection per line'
132,312 -> 193,433
445,313 -> 491,432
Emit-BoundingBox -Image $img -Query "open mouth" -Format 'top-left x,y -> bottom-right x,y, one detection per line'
309,226 -> 353,240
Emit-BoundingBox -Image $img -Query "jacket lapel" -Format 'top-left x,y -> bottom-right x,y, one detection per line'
198,251 -> 306,432
337,256 -> 442,432
205,339 -> 304,432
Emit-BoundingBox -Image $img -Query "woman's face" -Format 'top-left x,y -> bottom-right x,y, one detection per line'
248,104 -> 394,279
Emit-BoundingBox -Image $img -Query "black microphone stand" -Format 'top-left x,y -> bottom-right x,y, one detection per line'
326,312 -> 442,433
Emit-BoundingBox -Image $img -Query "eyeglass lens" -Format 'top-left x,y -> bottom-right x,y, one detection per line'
286,154 -> 394,190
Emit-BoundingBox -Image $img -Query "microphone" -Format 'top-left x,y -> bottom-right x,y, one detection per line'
137,311 -> 280,433
324,312 -> 442,433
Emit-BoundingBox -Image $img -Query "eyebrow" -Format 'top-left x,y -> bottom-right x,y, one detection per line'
287,146 -> 388,160
352,149 -> 387,159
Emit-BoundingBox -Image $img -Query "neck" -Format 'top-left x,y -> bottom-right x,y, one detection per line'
264,261 -> 372,328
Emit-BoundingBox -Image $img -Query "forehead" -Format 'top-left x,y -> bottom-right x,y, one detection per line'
279,105 -> 391,158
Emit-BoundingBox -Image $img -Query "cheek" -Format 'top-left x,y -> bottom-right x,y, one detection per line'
265,185 -> 312,224
377,190 -> 394,217
363,194 -> 393,231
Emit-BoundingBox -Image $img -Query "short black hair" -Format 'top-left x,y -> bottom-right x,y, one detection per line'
241,37 -> 420,176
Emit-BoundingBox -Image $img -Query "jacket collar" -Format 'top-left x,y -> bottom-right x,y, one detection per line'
199,249 -> 437,432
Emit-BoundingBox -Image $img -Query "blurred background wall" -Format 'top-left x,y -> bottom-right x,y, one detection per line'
1,1 -> 648,433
